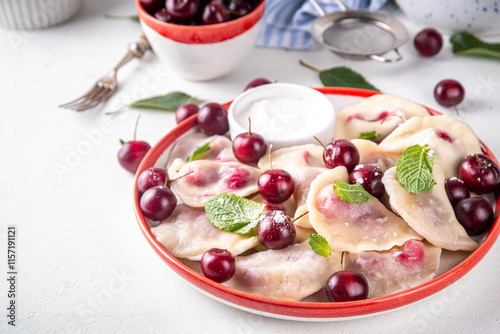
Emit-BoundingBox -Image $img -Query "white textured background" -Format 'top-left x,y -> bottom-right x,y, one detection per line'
0,0 -> 499,333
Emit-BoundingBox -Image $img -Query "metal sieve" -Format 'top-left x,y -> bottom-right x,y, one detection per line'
309,0 -> 408,63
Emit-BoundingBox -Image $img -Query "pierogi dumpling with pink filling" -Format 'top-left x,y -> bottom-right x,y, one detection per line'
226,241 -> 342,301
152,204 -> 259,261
170,159 -> 261,207
306,167 -> 422,254
378,115 -> 482,177
257,144 -> 324,170
345,240 -> 441,298
333,94 -> 430,141
382,166 -> 478,251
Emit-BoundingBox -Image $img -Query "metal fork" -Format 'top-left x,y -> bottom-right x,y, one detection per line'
60,35 -> 151,111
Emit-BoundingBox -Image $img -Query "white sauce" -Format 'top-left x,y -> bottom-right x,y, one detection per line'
235,96 -> 328,140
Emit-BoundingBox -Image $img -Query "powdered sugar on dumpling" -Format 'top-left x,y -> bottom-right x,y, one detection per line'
306,167 -> 422,254
382,165 -> 478,251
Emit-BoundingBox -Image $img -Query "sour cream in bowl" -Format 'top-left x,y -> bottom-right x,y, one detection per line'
228,83 -> 336,150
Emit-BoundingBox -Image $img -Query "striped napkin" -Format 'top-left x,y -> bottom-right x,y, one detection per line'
256,0 -> 388,49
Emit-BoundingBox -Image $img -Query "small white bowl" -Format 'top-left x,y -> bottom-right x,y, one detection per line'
137,0 -> 265,81
396,0 -> 500,34
0,0 -> 82,30
228,83 -> 336,150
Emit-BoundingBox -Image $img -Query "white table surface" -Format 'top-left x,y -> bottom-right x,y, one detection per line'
1,0 -> 500,333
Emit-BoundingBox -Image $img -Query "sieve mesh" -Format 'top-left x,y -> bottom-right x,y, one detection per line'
322,20 -> 396,55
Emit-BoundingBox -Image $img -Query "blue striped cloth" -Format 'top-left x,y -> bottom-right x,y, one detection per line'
256,0 -> 388,49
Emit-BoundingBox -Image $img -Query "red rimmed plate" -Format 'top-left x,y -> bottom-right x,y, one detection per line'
133,87 -> 500,320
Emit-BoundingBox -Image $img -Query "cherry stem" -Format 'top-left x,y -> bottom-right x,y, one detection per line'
133,114 -> 141,141
452,103 -> 460,116
290,211 -> 309,224
248,117 -> 252,136
170,171 -> 194,184
475,153 -> 484,167
268,144 -> 273,170
340,251 -> 345,271
106,104 -> 128,115
313,136 -> 331,157
299,59 -> 321,73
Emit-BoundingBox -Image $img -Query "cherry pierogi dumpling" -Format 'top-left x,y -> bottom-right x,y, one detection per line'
257,144 -> 324,170
151,204 -> 259,261
351,139 -> 399,172
167,133 -> 235,168
345,240 -> 441,298
333,94 -> 430,141
250,194 -> 297,218
306,167 -> 422,254
226,241 -> 341,301
382,166 -> 478,251
378,115 -> 482,177
170,160 -> 261,207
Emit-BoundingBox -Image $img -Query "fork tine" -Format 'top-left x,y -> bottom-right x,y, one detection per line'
73,88 -> 114,111
59,85 -> 101,109
65,86 -> 107,111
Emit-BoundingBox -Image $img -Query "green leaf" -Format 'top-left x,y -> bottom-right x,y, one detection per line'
396,144 -> 437,193
359,131 -> 381,141
333,181 -> 374,204
104,13 -> 140,23
186,142 -> 211,162
205,194 -> 266,235
130,92 -> 203,111
308,234 -> 332,257
319,67 -> 380,91
450,32 -> 500,59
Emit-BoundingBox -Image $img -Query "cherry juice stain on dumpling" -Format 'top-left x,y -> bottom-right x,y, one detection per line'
170,159 -> 261,207
306,167 -> 422,254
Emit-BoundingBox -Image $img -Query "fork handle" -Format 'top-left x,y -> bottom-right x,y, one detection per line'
113,35 -> 151,71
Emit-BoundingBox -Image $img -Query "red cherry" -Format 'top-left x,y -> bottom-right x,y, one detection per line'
139,186 -> 177,221
434,79 -> 465,107
201,248 -> 236,283
244,78 -> 272,91
257,210 -> 296,249
137,167 -> 169,195
458,153 -> 500,194
175,103 -> 199,124
414,28 -> 443,57
325,270 -> 369,302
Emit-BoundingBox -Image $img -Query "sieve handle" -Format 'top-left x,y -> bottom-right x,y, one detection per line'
369,48 -> 403,63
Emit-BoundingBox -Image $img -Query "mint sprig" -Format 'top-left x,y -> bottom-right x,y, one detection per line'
308,234 -> 332,257
396,144 -> 436,193
205,194 -> 266,235
333,181 -> 374,204
186,142 -> 211,162
359,131 -> 381,141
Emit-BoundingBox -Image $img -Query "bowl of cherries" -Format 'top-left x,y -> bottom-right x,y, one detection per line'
136,0 -> 265,81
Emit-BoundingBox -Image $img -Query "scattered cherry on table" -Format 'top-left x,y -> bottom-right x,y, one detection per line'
414,28 -> 443,57
117,115 -> 151,174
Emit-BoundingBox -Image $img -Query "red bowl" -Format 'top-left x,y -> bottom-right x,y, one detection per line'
136,0 -> 266,81
133,87 -> 500,320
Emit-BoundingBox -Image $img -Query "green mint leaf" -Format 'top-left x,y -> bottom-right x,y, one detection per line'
359,131 -> 381,141
450,32 -> 500,60
333,181 -> 374,204
319,67 -> 380,91
308,234 -> 332,257
104,14 -> 140,23
396,144 -> 437,193
130,92 -> 203,111
186,142 -> 211,162
205,194 -> 266,235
